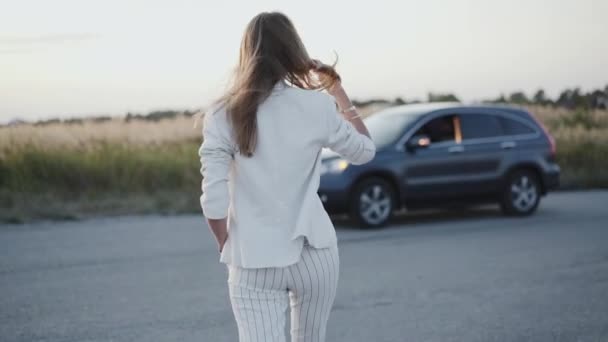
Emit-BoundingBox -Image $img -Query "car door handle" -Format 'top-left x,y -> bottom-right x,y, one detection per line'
448,145 -> 464,154
501,141 -> 517,149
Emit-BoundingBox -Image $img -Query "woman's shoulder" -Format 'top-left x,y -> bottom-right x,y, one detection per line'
281,85 -> 335,107
204,102 -> 229,121
201,103 -> 230,133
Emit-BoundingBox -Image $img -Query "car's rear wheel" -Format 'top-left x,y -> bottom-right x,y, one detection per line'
350,177 -> 395,228
500,169 -> 541,216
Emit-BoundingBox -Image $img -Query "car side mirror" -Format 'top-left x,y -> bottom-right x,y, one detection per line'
406,134 -> 431,150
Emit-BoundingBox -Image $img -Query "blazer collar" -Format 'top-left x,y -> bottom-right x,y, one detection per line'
271,79 -> 289,94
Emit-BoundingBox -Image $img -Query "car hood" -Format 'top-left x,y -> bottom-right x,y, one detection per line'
321,146 -> 386,161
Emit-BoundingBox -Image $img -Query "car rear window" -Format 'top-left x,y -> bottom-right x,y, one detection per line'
459,114 -> 503,140
498,117 -> 536,135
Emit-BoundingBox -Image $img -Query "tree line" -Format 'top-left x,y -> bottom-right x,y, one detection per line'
6,84 -> 607,127
354,84 -> 608,110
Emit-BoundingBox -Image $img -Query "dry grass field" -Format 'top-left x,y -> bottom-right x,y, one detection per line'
527,106 -> 608,188
1,105 -> 607,223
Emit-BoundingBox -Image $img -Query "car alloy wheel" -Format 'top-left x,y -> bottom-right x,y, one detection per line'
501,170 -> 541,216
351,177 -> 395,227
511,175 -> 538,212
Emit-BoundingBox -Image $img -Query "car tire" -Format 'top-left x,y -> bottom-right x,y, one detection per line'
500,169 -> 541,216
350,177 -> 396,228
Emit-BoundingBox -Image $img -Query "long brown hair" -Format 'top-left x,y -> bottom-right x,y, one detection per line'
214,12 -> 340,157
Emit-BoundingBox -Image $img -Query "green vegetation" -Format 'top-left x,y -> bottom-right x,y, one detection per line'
0,142 -> 199,194
0,141 -> 202,223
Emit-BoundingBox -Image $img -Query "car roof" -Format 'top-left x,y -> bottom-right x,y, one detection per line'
377,102 -> 529,118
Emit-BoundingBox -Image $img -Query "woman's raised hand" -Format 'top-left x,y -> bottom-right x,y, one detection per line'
309,59 -> 342,95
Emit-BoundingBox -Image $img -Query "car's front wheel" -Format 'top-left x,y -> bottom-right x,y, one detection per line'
500,169 -> 541,216
350,177 -> 395,228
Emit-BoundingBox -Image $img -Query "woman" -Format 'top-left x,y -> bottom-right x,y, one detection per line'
199,12 -> 376,342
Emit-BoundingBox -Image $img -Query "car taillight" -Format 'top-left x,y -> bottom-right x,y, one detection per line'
530,112 -> 556,156
548,134 -> 556,156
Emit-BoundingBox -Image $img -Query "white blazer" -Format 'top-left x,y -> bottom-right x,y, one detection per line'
199,80 -> 376,268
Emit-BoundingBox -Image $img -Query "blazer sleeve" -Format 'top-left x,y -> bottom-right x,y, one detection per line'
323,96 -> 376,165
198,109 -> 235,219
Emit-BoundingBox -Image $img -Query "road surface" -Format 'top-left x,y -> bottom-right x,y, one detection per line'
1,191 -> 607,342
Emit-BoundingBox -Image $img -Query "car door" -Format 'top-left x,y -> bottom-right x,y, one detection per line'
401,113 -> 473,200
454,111 -> 510,195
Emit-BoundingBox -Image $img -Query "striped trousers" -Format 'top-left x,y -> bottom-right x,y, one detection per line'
226,240 -> 339,342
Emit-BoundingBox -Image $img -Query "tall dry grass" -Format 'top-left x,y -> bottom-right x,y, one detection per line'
0,115 -> 203,222
1,106 -> 607,222
0,115 -> 201,151
528,106 -> 608,188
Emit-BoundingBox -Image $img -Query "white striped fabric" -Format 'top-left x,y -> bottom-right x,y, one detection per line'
226,242 -> 339,342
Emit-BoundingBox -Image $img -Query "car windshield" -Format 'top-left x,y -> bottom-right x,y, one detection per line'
364,109 -> 424,148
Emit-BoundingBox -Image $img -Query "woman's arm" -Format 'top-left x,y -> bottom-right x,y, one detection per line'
199,108 -> 234,253
309,59 -> 371,140
323,81 -> 376,165
328,82 -> 372,139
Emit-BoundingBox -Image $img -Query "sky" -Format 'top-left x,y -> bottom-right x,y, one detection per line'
1,0 -> 607,122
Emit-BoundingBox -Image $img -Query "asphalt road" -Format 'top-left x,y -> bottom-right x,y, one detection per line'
1,191 -> 607,342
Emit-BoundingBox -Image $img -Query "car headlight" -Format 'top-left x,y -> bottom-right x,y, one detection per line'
320,158 -> 349,175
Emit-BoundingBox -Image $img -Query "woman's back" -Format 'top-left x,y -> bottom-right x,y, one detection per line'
200,81 -> 375,268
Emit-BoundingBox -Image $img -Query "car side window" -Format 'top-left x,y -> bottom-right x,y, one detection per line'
414,115 -> 455,144
459,114 -> 503,140
499,116 -> 536,135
